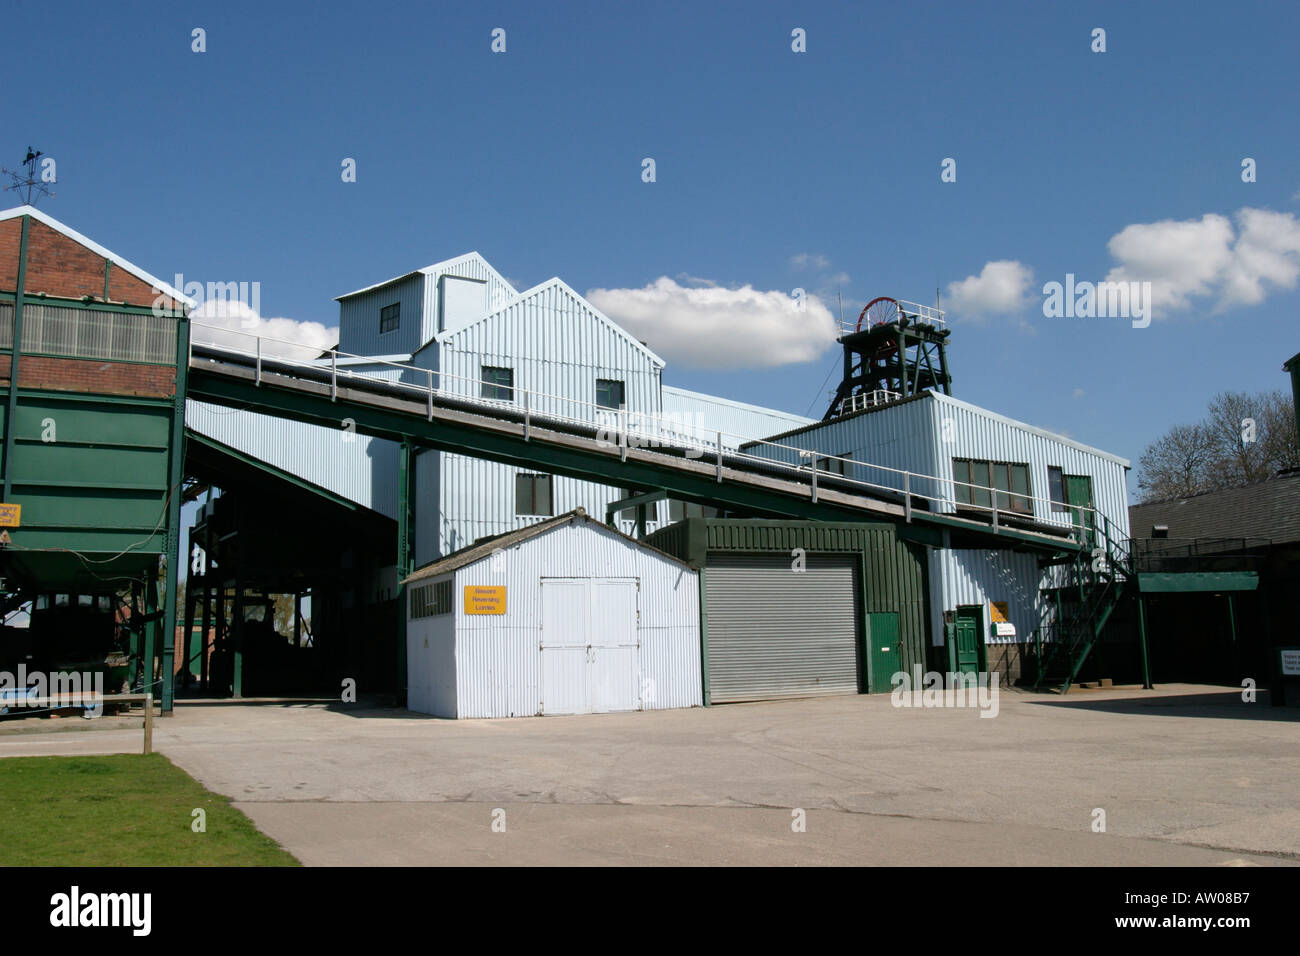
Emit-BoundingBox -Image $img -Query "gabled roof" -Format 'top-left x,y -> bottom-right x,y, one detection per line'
0,205 -> 192,306
439,276 -> 666,368
1129,470 -> 1300,544
402,507 -> 691,584
334,251 -> 517,301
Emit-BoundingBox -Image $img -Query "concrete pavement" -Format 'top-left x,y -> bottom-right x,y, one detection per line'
2,685 -> 1296,865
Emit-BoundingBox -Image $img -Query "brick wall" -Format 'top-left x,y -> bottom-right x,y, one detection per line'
0,216 -> 181,310
0,353 -> 175,399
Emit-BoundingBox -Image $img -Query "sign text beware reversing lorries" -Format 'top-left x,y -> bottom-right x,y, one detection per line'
464,586 -> 507,615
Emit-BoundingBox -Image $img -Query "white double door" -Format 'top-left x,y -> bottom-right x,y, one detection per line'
540,577 -> 640,715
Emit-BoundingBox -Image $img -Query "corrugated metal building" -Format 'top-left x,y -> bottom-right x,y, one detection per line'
646,519 -> 929,703
404,509 -> 701,718
742,392 -> 1131,683
331,259 -> 810,563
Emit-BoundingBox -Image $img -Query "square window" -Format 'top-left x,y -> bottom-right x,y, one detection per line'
380,302 -> 400,334
481,366 -> 514,402
596,379 -> 625,410
515,473 -> 553,516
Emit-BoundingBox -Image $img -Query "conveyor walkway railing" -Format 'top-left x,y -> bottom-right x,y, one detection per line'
185,324 -> 1102,555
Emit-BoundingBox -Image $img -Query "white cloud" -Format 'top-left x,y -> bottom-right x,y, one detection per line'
1104,213 -> 1234,311
945,260 -> 1035,316
1104,207 -> 1300,313
790,253 -> 831,271
586,277 -> 837,369
1072,388 -> 1086,400
190,299 -> 338,361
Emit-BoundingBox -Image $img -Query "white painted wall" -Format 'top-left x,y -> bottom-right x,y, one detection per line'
405,518 -> 701,719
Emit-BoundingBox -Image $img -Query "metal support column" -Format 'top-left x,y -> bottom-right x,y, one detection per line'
2,215 -> 30,503
198,576 -> 212,693
1137,594 -> 1153,690
395,440 -> 415,706
142,574 -> 159,698
182,569 -> 198,690
159,313 -> 189,712
232,580 -> 244,698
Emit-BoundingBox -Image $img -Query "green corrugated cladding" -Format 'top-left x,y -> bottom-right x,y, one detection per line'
8,392 -> 172,556
645,518 -> 931,685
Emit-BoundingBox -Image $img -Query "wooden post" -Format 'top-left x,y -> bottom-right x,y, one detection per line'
143,693 -> 154,755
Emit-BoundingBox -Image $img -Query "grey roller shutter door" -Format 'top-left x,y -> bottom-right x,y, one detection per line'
706,553 -> 860,703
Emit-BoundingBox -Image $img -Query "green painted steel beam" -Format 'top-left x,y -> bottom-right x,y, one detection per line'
395,439 -> 414,706
159,315 -> 189,712
187,366 -> 1081,555
0,291 -> 186,319
185,430 -> 360,511
1137,571 -> 1259,593
2,215 -> 30,503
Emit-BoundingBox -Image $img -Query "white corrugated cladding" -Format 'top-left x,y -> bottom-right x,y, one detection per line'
743,391 -> 1131,648
929,547 -> 1042,647
660,385 -> 815,448
742,395 -> 941,498
337,273 -> 425,358
186,400 -> 399,517
417,279 -> 668,559
408,518 -> 701,719
744,393 -> 1129,529
335,253 -> 517,359
430,451 -> 655,562
437,278 -> 664,414
419,254 -> 518,341
406,581 -> 457,716
928,393 -> 1131,534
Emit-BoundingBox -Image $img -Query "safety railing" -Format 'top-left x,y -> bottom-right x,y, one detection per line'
189,322 -> 1111,546
835,390 -> 902,416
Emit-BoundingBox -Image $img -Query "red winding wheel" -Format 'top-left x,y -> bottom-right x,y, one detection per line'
855,296 -> 901,332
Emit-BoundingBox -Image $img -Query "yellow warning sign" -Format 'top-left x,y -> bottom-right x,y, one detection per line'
0,504 -> 20,528
989,601 -> 1009,623
464,585 -> 507,615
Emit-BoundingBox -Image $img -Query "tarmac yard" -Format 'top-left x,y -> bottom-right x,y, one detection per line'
1,684 -> 1296,866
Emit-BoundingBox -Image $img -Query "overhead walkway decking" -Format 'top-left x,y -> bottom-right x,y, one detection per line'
184,337 -> 1089,557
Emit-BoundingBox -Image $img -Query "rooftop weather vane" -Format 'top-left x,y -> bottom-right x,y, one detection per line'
2,147 -> 55,206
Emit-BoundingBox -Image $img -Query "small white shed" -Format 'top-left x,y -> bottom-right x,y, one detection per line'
403,509 -> 702,718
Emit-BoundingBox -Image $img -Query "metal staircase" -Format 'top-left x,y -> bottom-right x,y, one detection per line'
1033,514 -> 1133,693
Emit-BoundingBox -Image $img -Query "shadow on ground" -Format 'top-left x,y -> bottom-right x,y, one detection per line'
1024,688 -> 1300,721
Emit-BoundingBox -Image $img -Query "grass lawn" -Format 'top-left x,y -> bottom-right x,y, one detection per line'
0,754 -> 299,866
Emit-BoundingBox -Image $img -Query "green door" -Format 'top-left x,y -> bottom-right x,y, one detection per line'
1064,475 -> 1095,546
866,612 -> 901,693
953,605 -> 983,677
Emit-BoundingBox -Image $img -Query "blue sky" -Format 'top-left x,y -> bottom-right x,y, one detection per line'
6,0 -> 1299,482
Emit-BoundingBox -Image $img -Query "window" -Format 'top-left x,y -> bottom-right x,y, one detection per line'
668,500 -> 719,522
515,473 -> 553,516
596,379 -> 625,410
380,302 -> 400,334
1047,466 -> 1067,512
953,458 -> 1032,514
481,366 -> 514,402
815,453 -> 850,476
410,580 -> 452,619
